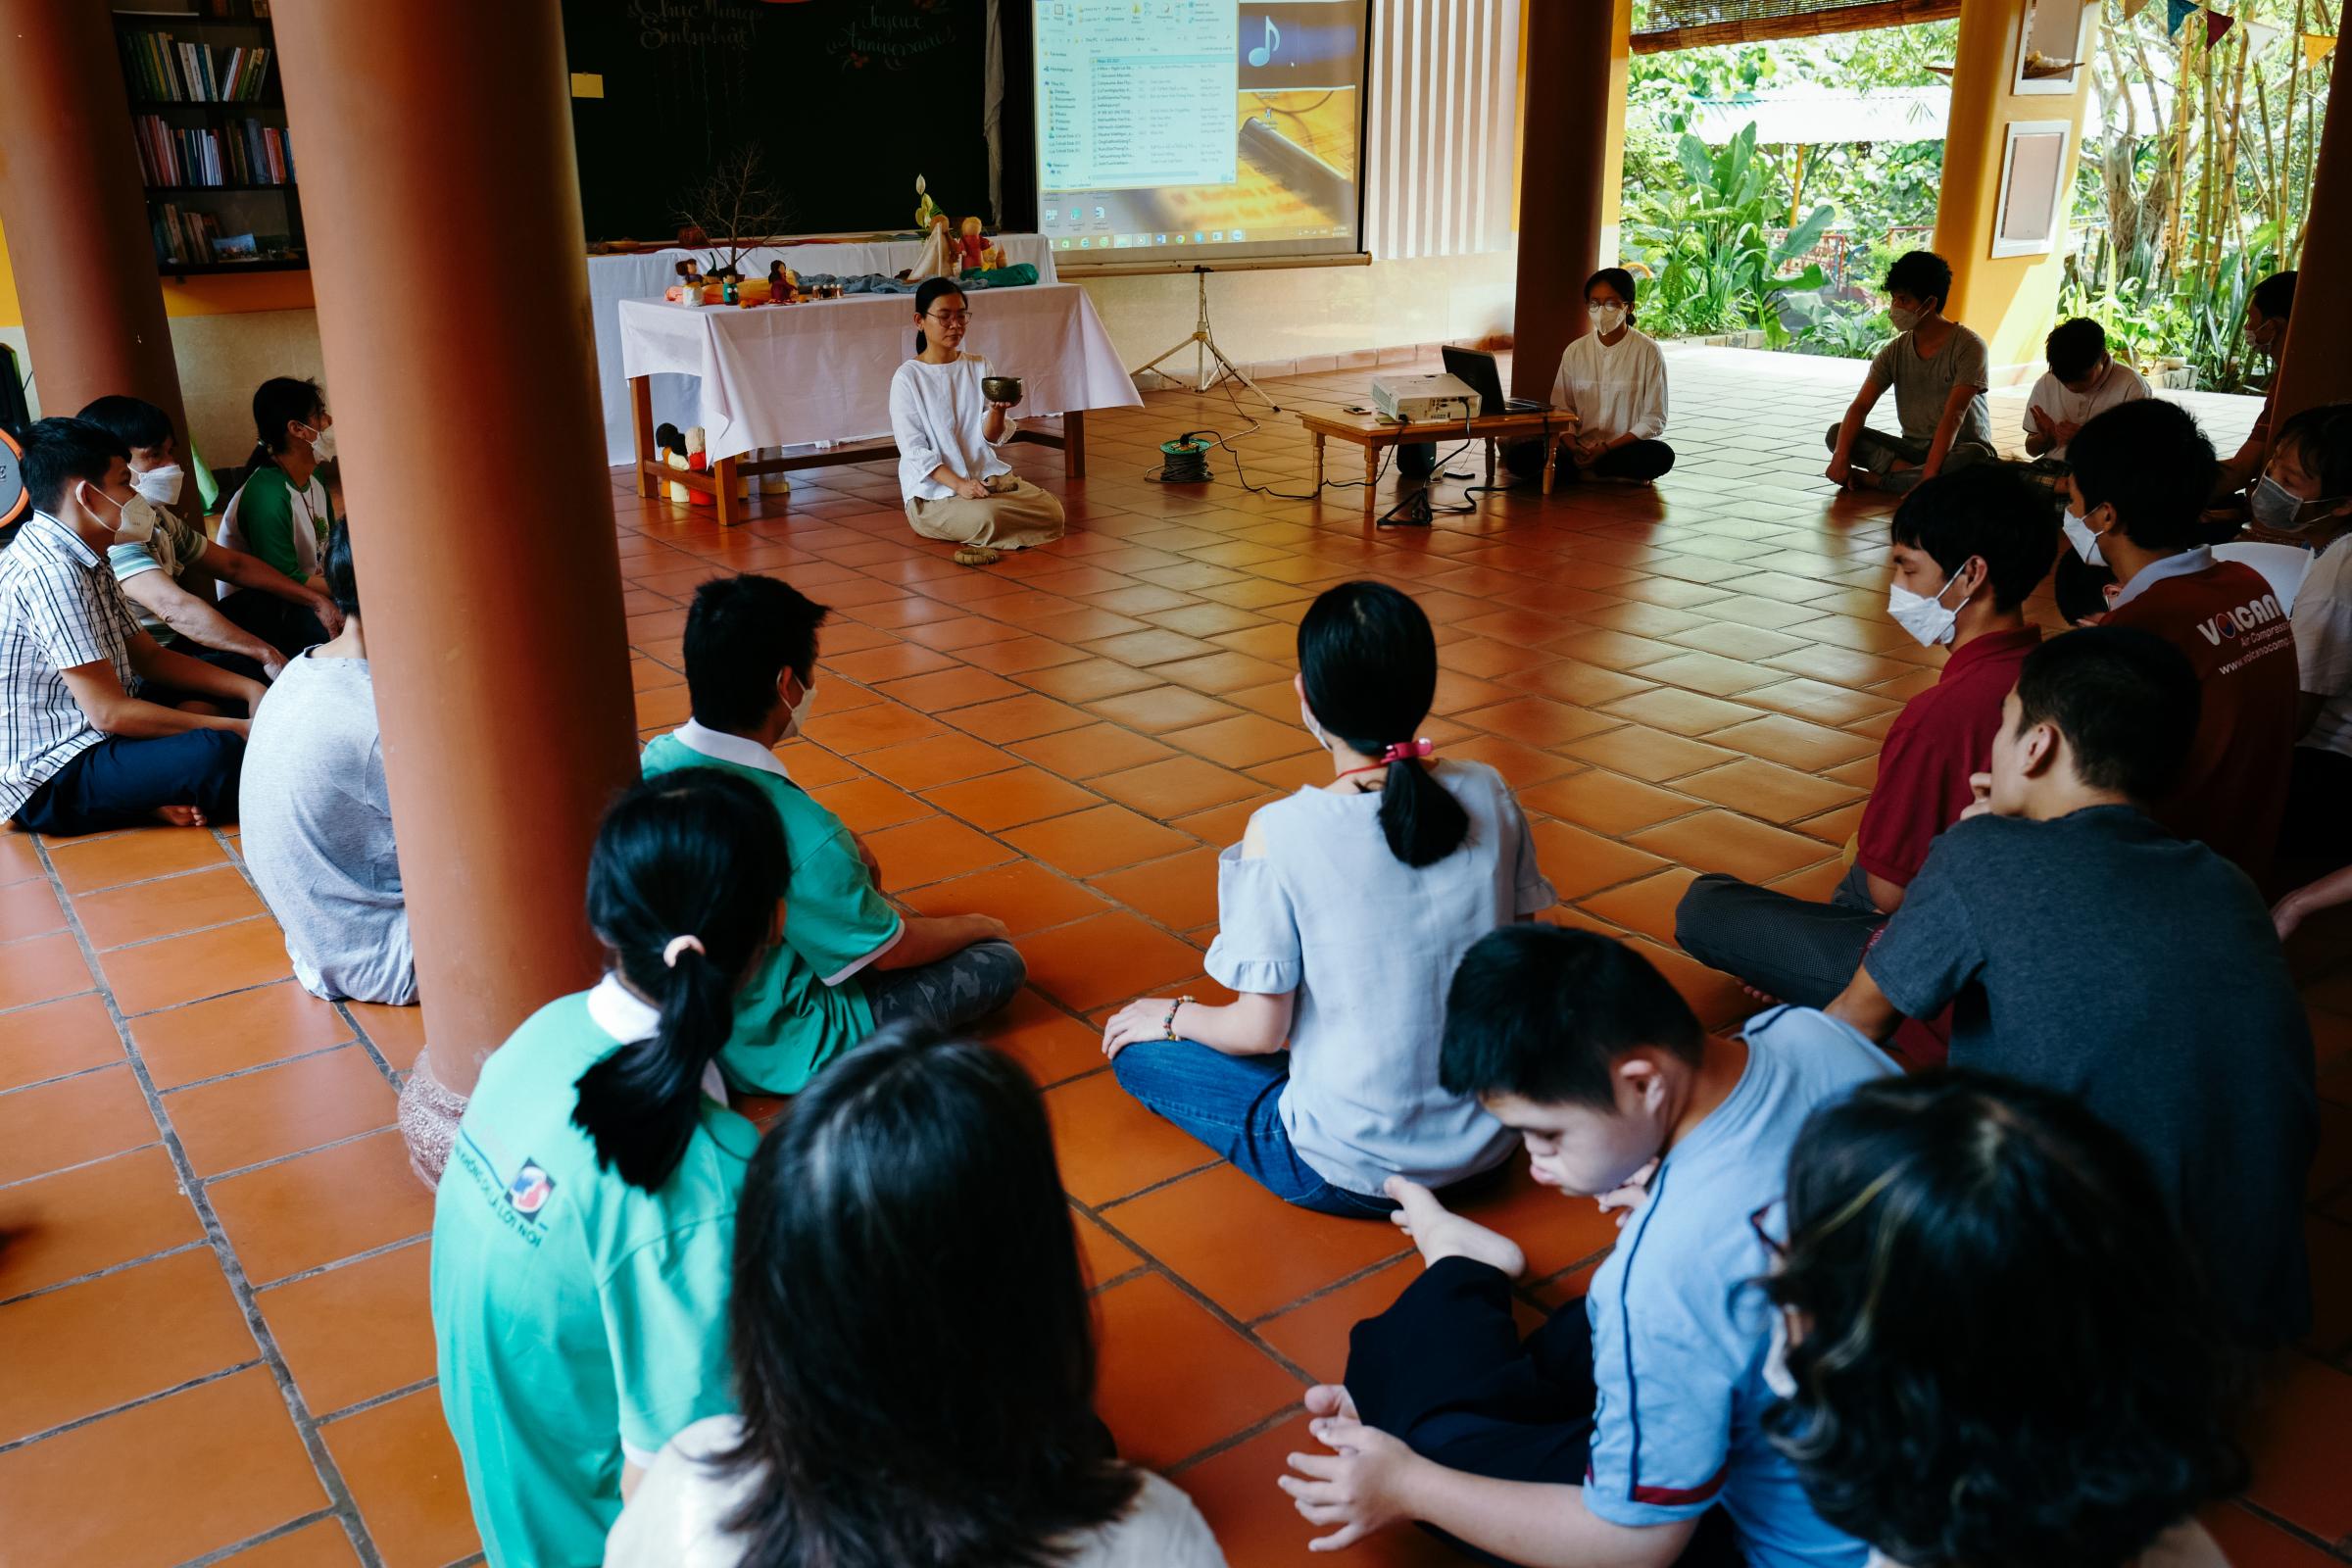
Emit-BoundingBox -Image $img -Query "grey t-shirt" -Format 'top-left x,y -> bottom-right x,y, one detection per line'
1868,324 -> 1992,447
239,650 -> 416,1004
1205,760 -> 1557,1195
1863,806 -> 2315,1344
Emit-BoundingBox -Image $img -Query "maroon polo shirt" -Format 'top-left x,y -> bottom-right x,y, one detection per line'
1855,625 -> 2043,888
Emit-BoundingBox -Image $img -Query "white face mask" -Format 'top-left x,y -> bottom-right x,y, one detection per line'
131,464 -> 184,508
1762,1308 -> 1799,1400
1300,699 -> 1332,751
2062,509 -> 2106,564
90,484 -> 158,545
1887,305 -> 1922,334
783,673 -> 816,736
1588,302 -> 1628,334
1886,566 -> 1974,648
299,421 -> 337,464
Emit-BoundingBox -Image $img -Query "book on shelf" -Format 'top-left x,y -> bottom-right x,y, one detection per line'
150,203 -> 289,269
117,31 -> 272,104
131,113 -> 292,188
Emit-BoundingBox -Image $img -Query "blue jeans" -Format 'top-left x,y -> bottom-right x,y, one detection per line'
1109,1039 -> 1398,1219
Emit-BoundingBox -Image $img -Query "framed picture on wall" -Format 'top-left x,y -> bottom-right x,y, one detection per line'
2012,0 -> 2097,94
1992,121 -> 2072,258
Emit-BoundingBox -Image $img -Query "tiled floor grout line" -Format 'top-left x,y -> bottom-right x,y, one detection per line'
199,1122 -> 404,1188
0,1235 -> 214,1308
0,1138 -> 165,1193
166,1507 -> 343,1568
149,1038 -> 368,1097
249,1232 -> 430,1298
0,1358 -> 265,1457
27,835 -> 389,1568
313,1373 -> 441,1428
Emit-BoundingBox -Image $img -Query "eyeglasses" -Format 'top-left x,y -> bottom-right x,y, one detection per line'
925,310 -> 970,324
1749,1200 -> 1787,1261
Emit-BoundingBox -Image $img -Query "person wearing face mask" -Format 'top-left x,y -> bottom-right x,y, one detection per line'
888,276 -> 1065,568
2260,403 -> 2352,879
1676,468 -> 2054,1010
2021,318 -> 2149,466
2063,400 -> 2300,885
1541,269 -> 1676,483
1280,925 -> 1888,1567
2210,270 -> 2297,509
1825,251 -> 1995,493
1102,581 -> 1555,1216
1761,1071 -> 2246,1568
75,395 -> 341,681
217,375 -> 340,657
0,418 -> 262,835
639,573 -> 1023,1097
1826,627 -> 2316,1348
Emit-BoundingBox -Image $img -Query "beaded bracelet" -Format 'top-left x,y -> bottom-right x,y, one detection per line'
1162,995 -> 1196,1042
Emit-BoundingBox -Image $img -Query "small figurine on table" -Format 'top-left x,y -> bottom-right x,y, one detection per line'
767,259 -> 797,303
956,217 -> 992,274
911,212 -> 956,281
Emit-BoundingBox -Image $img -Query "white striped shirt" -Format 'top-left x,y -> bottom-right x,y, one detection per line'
0,513 -> 142,820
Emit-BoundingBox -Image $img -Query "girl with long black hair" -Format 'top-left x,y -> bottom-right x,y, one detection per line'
606,1023 -> 1227,1567
1763,1070 -> 2246,1568
886,275 -> 1065,565
433,768 -> 786,1568
216,375 -> 338,654
1101,580 -> 1556,1216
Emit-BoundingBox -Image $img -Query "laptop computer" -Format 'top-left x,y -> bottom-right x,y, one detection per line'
1442,346 -> 1545,416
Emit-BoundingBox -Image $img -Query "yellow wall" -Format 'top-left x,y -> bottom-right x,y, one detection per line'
1930,0 -> 2096,374
1600,0 -> 1633,255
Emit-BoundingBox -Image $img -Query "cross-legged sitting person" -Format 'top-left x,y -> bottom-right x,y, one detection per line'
2062,399 -> 2300,883
239,521 -> 414,1004
1675,466 -> 2053,1005
1281,926 -> 1888,1566
1102,581 -> 1555,1218
640,573 -> 1025,1096
76,394 -> 342,683
1826,626 -> 2317,1348
889,276 -> 1065,566
2021,318 -> 2149,467
1825,251 -> 1994,493
216,375 -> 340,658
1,418 -> 261,835
1514,268 -> 1675,484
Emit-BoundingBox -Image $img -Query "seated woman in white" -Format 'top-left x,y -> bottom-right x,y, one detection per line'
887,276 -> 1066,565
1539,267 -> 1676,483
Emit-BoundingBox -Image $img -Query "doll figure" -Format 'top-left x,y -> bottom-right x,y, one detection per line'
912,212 -> 956,281
956,217 -> 991,273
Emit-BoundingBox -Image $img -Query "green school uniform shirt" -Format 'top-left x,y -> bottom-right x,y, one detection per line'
640,722 -> 901,1093
431,979 -> 753,1568
226,465 -> 334,584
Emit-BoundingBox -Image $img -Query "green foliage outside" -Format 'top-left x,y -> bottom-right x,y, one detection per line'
1616,0 -> 2333,385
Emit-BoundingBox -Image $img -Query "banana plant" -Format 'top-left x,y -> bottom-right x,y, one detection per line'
1627,122 -> 1835,338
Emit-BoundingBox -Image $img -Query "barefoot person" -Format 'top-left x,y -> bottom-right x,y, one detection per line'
1281,926 -> 1890,1567
887,276 -> 1065,566
1,418 -> 260,835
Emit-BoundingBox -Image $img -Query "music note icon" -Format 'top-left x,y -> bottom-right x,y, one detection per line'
1248,16 -> 1280,68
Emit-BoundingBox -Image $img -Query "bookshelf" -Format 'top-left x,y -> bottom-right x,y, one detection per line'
112,4 -> 306,278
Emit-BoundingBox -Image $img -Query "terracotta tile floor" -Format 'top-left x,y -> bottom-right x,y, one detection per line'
1,346 -> 2345,1567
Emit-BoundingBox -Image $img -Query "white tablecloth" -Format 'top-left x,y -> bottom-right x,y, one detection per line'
588,234 -> 1057,464
616,282 -> 1140,466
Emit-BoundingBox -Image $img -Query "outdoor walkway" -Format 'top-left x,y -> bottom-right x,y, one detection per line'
0,346 -> 2338,1568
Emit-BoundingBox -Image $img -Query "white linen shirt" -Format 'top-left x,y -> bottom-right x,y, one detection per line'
1549,327 -> 1669,442
2292,532 -> 2352,760
889,353 -> 1016,504
2022,360 -> 2150,460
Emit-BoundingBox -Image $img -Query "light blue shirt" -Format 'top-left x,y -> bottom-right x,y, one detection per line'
1204,760 -> 1555,1195
1584,1005 -> 1892,1568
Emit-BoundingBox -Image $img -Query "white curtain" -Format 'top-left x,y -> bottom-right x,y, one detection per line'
1364,0 -> 1523,260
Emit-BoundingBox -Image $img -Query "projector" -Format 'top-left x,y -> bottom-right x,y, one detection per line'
1370,373 -> 1476,424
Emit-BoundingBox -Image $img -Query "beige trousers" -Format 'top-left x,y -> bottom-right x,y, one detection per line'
906,474 -> 1066,550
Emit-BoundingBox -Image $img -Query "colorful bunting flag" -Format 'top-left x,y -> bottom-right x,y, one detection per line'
2240,17 -> 2280,52
2305,30 -> 2339,63
2121,0 -> 2155,18
2204,7 -> 2234,43
2167,0 -> 2196,34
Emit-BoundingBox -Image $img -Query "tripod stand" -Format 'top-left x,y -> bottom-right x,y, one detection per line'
1130,267 -> 1279,411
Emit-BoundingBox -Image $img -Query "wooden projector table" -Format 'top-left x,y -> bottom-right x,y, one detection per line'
1297,407 -> 1580,523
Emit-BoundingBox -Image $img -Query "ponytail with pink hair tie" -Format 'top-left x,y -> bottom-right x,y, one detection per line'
1380,738 -> 1436,764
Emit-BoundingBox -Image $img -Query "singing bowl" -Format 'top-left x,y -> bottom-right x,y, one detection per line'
981,375 -> 1024,405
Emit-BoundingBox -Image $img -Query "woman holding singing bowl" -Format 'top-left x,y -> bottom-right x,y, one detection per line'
887,276 -> 1066,565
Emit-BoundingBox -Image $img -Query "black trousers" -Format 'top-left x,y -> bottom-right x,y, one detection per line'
2280,745 -> 2352,880
219,588 -> 328,660
1504,437 -> 1677,483
1347,1258 -> 1740,1568
1674,862 -> 1883,1008
14,730 -> 244,835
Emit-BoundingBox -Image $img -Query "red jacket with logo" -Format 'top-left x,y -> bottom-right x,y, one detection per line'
2105,559 -> 2298,885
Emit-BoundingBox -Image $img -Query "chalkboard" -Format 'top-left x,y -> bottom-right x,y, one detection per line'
564,0 -> 997,244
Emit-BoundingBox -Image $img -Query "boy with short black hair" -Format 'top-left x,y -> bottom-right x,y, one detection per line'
639,573 -> 1024,1095
1283,926 -> 1887,1568
1825,251 -> 1994,493
2023,318 -> 2149,464
0,417 -> 260,834
75,395 -> 343,679
2063,399 -> 2299,881
1828,626 -> 2316,1347
1676,466 -> 2053,1004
